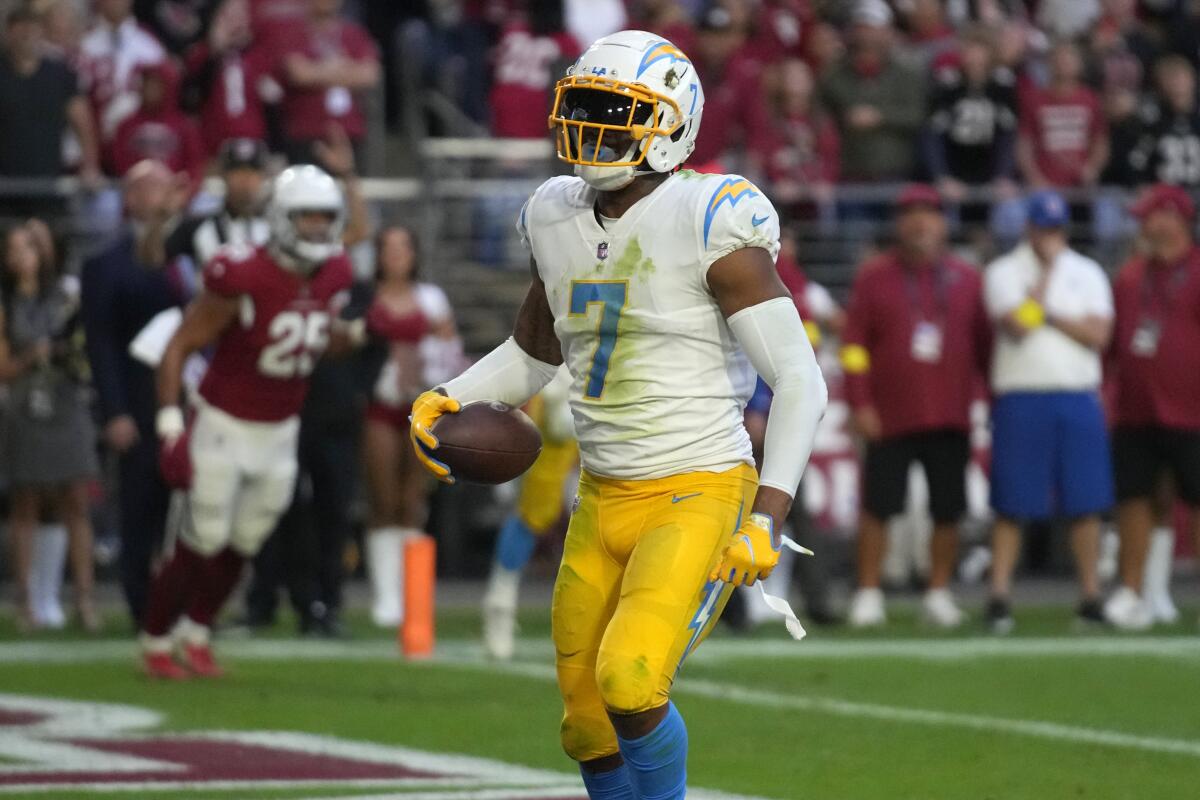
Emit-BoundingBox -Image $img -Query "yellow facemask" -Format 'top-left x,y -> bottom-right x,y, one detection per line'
548,74 -> 683,168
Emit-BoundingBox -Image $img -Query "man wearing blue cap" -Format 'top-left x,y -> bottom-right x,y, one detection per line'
982,190 -> 1115,633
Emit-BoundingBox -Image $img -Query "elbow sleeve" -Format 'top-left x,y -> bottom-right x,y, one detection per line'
728,297 -> 829,497
439,336 -> 560,409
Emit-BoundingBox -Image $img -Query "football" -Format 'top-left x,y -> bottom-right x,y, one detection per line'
430,401 -> 543,484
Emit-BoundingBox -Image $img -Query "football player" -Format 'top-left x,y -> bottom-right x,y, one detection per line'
139,165 -> 354,679
410,31 -> 827,800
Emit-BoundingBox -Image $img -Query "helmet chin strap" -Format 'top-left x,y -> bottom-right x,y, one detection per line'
574,139 -> 657,191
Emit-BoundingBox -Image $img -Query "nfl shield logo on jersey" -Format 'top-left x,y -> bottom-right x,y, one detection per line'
597,242 -> 609,261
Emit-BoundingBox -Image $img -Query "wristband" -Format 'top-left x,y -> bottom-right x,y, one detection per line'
156,406 -> 185,442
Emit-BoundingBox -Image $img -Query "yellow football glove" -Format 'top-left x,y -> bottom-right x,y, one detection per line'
710,512 -> 781,587
409,390 -> 462,484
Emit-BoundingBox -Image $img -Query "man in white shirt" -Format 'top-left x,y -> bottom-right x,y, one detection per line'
982,190 -> 1115,633
78,0 -> 166,147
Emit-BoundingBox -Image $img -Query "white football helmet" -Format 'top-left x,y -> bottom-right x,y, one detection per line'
267,165 -> 346,272
549,30 -> 705,190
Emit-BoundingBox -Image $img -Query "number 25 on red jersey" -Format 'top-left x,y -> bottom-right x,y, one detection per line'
258,310 -> 330,379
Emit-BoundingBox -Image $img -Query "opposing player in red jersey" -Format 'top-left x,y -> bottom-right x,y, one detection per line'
139,165 -> 353,679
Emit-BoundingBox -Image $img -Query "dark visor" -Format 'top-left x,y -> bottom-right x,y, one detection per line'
560,88 -> 652,127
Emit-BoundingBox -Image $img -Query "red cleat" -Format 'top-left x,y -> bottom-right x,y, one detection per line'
181,643 -> 224,677
143,651 -> 189,681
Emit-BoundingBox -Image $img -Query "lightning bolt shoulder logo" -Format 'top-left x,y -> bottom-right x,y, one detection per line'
703,178 -> 760,247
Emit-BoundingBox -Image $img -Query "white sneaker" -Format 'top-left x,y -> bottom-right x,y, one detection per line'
1147,591 -> 1180,625
482,564 -> 520,661
922,588 -> 965,629
848,587 -> 886,628
1103,586 -> 1153,631
367,529 -> 404,628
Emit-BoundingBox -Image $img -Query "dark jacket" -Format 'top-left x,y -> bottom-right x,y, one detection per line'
81,231 -> 179,430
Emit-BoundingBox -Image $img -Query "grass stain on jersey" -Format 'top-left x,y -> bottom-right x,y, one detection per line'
603,237 -> 656,281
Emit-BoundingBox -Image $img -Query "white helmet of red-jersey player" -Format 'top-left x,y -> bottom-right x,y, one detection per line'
548,30 -> 705,190
268,165 -> 346,273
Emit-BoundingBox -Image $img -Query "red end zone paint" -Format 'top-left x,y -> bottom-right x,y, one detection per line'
0,694 -> 586,797
0,694 -> 766,799
0,737 -> 440,786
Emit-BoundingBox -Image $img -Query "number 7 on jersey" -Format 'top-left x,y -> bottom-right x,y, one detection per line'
569,281 -> 627,399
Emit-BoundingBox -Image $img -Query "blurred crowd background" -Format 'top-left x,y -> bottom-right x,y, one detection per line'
1,0 -> 1199,636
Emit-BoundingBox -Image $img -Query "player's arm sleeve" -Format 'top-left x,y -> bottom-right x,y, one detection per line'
437,337 -> 559,408
728,297 -> 828,498
839,274 -> 873,410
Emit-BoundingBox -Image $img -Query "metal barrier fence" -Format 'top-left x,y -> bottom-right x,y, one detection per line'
0,145 -> 1147,352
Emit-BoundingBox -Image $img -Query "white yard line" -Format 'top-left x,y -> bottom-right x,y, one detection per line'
0,635 -> 1198,665
427,657 -> 1200,760
4,639 -> 1200,761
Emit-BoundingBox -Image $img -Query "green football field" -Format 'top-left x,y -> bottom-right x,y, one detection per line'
1,602 -> 1199,800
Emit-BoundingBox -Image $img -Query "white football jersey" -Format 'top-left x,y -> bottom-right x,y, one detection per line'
518,170 -> 781,480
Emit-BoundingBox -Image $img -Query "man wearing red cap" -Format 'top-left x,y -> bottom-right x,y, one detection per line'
1105,183 -> 1200,630
841,185 -> 991,628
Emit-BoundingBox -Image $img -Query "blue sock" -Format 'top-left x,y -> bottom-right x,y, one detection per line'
580,762 -> 635,800
616,702 -> 688,800
495,515 -> 537,571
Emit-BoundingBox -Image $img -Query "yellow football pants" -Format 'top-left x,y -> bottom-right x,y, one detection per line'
552,463 -> 756,762
516,436 -> 579,533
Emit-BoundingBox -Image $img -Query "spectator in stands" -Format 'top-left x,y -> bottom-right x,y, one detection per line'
752,0 -> 815,64
134,0 -> 221,55
42,0 -> 85,56
1,220 -> 99,633
1104,185 -> 1200,630
689,2 -> 762,171
804,18 -> 845,76
488,0 -> 579,139
1131,56 -> 1200,187
1090,0 -> 1159,89
1035,0 -> 1101,40
183,0 -> 280,158
840,185 -> 991,629
274,0 -> 380,167
362,224 -> 462,628
1100,57 -> 1148,189
819,0 -> 925,183
77,0 -> 166,159
748,58 -> 838,215
901,0 -> 957,67
81,160 -> 185,625
111,61 -> 207,185
628,0 -> 697,56
1016,40 -> 1108,190
0,5 -> 100,213
923,27 -> 1019,235
983,190 -> 1114,634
